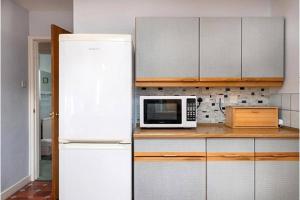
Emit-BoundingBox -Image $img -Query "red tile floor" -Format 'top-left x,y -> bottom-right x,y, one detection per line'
7,181 -> 52,200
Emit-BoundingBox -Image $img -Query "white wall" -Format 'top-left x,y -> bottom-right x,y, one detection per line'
269,0 -> 299,129
74,0 -> 272,34
271,0 -> 299,94
0,0 -> 2,195
1,0 -> 29,191
29,10 -> 73,36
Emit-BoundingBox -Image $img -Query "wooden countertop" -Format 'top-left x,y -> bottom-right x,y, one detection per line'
134,124 -> 299,139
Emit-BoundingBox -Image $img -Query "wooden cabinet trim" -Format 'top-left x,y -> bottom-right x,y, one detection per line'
207,152 -> 254,157
242,77 -> 284,82
207,156 -> 254,161
136,77 -> 199,82
134,156 -> 206,162
135,81 -> 283,87
199,77 -> 242,82
134,152 -> 206,157
255,152 -> 299,157
255,157 -> 299,161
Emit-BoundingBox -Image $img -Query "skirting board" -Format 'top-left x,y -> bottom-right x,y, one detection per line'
1,176 -> 31,200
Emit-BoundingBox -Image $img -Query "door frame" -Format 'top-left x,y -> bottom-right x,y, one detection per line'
28,36 -> 51,181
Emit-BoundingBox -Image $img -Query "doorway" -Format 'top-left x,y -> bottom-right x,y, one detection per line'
28,37 -> 52,181
38,42 -> 52,180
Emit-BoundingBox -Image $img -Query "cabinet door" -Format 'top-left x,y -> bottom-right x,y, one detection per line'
200,17 -> 241,80
135,17 -> 199,81
242,17 -> 284,80
207,160 -> 254,200
255,160 -> 299,200
134,158 -> 206,200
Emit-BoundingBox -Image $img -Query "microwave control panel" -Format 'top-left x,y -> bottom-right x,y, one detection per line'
186,98 -> 196,121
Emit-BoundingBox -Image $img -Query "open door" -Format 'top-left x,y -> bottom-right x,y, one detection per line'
51,24 -> 71,200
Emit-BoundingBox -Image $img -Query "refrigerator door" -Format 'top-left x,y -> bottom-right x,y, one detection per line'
59,35 -> 132,142
59,143 -> 132,200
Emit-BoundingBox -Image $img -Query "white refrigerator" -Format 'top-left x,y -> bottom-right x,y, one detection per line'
59,34 -> 132,200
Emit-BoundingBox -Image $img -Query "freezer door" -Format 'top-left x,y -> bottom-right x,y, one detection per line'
59,38 -> 132,142
59,143 -> 132,200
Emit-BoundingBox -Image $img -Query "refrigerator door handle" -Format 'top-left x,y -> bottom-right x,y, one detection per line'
59,143 -> 131,150
59,139 -> 131,144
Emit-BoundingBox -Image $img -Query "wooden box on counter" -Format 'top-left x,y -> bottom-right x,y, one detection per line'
225,106 -> 279,128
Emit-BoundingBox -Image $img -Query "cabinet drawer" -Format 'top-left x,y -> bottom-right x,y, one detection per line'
134,139 -> 206,153
226,107 -> 278,128
207,139 -> 254,157
255,139 -> 299,153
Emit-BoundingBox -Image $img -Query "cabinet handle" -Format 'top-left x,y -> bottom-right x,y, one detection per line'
223,154 -> 240,157
163,154 -> 178,157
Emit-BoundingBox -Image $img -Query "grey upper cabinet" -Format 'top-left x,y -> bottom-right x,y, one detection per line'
242,17 -> 284,79
255,161 -> 299,200
200,17 -> 242,80
135,159 -> 206,200
135,17 -> 199,80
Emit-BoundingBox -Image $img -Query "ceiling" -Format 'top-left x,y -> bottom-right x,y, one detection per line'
14,0 -> 73,11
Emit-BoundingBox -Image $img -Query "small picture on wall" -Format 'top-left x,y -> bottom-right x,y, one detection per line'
42,77 -> 48,84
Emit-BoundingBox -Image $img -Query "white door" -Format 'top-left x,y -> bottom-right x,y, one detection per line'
59,143 -> 132,200
59,36 -> 132,142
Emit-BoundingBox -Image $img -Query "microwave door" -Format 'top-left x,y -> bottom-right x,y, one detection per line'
143,99 -> 182,124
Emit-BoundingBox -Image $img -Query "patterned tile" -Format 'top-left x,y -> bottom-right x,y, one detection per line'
7,181 -> 52,200
135,87 -> 271,123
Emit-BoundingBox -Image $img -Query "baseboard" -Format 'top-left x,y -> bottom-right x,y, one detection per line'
1,176 -> 31,200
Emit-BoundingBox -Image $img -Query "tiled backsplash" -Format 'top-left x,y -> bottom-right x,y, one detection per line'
135,87 -> 270,124
270,93 -> 299,128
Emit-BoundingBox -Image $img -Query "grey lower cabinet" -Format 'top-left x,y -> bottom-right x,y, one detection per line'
207,160 -> 254,200
242,17 -> 284,79
200,17 -> 242,80
134,158 -> 206,200
207,138 -> 255,200
135,17 -> 199,80
255,160 -> 299,200
255,138 -> 299,200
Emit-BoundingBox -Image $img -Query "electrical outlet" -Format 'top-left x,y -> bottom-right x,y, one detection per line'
21,80 -> 27,88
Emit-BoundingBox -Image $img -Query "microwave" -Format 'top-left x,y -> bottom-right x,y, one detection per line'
140,96 -> 197,128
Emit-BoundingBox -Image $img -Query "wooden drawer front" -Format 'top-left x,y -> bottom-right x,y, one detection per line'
234,108 -> 278,127
134,139 -> 205,153
207,139 -> 254,155
255,139 -> 299,153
